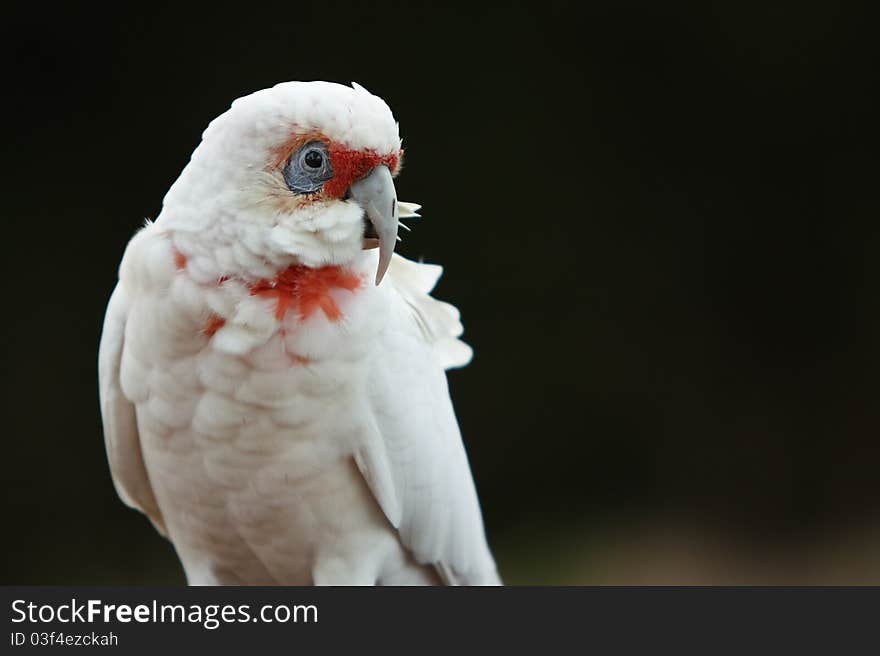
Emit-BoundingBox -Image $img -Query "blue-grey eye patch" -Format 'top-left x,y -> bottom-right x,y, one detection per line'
283,141 -> 334,194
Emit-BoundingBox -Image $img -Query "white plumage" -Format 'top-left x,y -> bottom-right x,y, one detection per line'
98,81 -> 500,585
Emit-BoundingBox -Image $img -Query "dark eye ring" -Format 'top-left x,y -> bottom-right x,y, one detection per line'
283,141 -> 333,194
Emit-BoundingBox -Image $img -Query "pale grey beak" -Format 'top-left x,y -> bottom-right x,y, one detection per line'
348,165 -> 398,285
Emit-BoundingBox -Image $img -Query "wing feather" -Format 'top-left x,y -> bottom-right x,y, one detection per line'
357,255 -> 500,585
98,284 -> 167,536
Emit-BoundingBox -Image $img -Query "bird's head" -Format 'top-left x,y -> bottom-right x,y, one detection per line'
160,81 -> 408,285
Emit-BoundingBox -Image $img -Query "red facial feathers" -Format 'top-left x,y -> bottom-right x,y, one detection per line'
271,132 -> 401,199
176,130 -> 388,338
323,145 -> 400,198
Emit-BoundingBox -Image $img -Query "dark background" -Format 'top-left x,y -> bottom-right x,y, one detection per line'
3,1 -> 880,584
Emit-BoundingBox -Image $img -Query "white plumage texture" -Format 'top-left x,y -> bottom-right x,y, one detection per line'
98,81 -> 500,585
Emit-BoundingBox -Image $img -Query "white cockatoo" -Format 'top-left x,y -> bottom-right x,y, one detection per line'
98,81 -> 500,585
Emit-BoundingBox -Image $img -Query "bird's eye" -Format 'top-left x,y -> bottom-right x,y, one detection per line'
303,149 -> 323,169
283,141 -> 333,194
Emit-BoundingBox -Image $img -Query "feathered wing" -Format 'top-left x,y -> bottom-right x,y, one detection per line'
356,254 -> 501,585
98,284 -> 167,536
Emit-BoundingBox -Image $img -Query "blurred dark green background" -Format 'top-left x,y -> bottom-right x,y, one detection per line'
3,1 -> 880,584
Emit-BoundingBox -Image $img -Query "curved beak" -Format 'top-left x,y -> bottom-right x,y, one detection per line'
347,165 -> 398,285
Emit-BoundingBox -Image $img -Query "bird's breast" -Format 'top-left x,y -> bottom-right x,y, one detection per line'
121,230 -> 391,444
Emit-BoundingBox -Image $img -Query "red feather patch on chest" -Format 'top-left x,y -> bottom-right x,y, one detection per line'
173,249 -> 188,270
203,315 -> 226,337
249,264 -> 362,322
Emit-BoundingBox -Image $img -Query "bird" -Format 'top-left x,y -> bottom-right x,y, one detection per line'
98,81 -> 501,585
